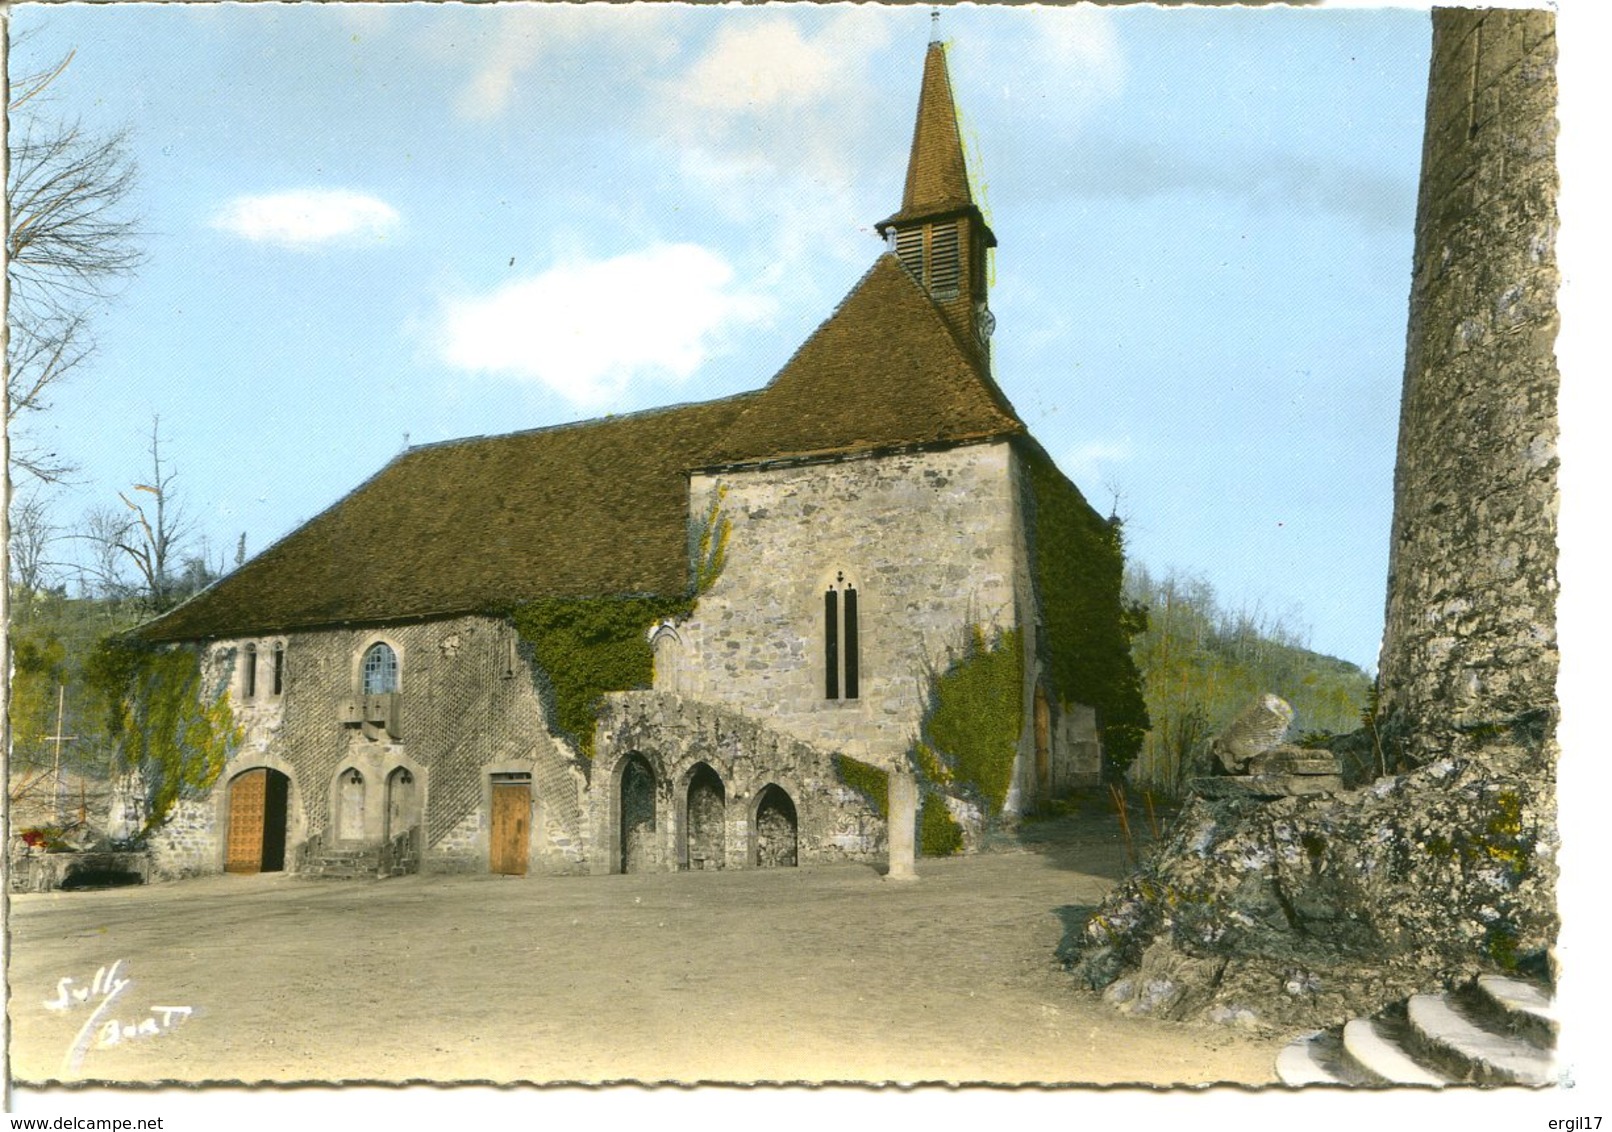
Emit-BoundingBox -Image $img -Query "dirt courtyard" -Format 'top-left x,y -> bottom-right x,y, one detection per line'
6,820 -> 1284,1087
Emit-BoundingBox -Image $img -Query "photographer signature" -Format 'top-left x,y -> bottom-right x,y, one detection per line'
44,960 -> 193,1073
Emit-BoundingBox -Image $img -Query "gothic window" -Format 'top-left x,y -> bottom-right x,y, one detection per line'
362,642 -> 399,695
824,573 -> 859,701
272,645 -> 285,696
242,644 -> 258,699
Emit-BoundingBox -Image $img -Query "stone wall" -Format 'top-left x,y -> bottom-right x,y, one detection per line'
678,442 -> 1026,769
1378,8 -> 1559,764
590,691 -> 886,873
144,797 -> 218,880
1067,8 -> 1559,1031
193,614 -> 586,876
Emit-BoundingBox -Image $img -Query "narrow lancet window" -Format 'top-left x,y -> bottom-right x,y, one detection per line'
824,573 -> 860,701
843,586 -> 859,700
824,588 -> 840,700
243,644 -> 258,699
272,646 -> 285,696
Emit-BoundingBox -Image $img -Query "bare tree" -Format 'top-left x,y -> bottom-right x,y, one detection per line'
113,417 -> 195,613
8,488 -> 60,610
76,502 -> 134,602
6,41 -> 143,481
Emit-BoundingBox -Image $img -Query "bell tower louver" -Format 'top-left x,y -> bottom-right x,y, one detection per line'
876,30 -> 997,364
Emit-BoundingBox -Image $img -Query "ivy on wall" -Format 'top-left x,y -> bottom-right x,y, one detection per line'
510,593 -> 692,760
1022,449 -> 1150,779
921,625 -> 1024,815
85,638 -> 242,837
919,793 -> 965,857
834,754 -> 889,817
832,752 -> 965,856
508,488 -> 731,760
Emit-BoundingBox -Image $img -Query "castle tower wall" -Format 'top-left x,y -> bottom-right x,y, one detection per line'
1377,9 -> 1559,764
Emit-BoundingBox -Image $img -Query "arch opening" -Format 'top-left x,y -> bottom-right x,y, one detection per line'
337,767 -> 366,841
620,754 -> 657,874
754,785 -> 798,869
225,767 -> 291,873
685,763 -> 726,870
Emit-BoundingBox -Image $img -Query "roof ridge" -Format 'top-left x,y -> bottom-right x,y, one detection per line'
704,253 -> 1024,468
405,388 -> 763,455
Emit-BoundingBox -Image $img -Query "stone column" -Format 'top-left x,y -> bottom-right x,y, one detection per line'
1376,8 -> 1558,766
885,770 -> 917,881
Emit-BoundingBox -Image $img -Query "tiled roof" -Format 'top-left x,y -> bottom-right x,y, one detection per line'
901,41 -> 973,218
705,254 -> 1024,466
140,396 -> 754,641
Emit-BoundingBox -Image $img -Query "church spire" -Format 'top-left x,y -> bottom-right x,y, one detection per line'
900,37 -> 973,218
877,32 -> 996,364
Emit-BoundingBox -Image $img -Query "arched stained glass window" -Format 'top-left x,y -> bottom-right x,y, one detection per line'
362,642 -> 399,695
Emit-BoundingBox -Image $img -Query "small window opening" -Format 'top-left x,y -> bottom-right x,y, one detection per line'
272,646 -> 285,696
824,572 -> 860,701
362,642 -> 399,695
243,644 -> 258,699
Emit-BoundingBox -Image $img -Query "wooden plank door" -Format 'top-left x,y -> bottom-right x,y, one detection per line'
490,781 -> 530,875
226,769 -> 267,873
1034,686 -> 1052,798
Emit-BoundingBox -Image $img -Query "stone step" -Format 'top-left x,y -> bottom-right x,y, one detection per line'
1406,992 -> 1555,1085
1473,974 -> 1558,1049
1341,1017 -> 1449,1086
1270,1032 -> 1347,1083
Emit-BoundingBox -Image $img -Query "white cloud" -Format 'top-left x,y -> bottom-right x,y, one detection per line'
1022,7 -> 1126,101
653,11 -> 896,268
1062,437 -> 1134,486
453,6 -> 675,121
435,244 -> 774,407
210,190 -> 400,249
680,16 -> 850,113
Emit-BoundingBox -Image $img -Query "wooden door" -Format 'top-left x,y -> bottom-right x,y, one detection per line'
490,781 -> 530,875
1034,686 -> 1052,797
226,769 -> 267,873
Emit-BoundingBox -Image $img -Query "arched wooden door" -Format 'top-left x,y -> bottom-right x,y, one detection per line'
225,768 -> 290,873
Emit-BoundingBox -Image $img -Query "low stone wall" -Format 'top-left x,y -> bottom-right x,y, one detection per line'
8,851 -> 151,893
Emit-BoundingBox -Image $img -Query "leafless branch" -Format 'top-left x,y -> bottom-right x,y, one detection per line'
5,43 -> 144,483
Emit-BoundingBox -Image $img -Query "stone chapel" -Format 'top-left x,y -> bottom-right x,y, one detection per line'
134,36 -> 1140,879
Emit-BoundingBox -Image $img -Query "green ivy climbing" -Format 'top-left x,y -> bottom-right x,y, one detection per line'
1023,450 -> 1150,779
508,487 -> 730,759
85,637 -> 242,837
919,792 -> 965,857
921,625 -> 1024,815
834,754 -> 889,818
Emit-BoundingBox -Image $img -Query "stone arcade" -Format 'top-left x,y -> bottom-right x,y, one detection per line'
132,37 -> 1136,881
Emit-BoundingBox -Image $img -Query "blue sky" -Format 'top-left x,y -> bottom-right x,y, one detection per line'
6,3 -> 1456,671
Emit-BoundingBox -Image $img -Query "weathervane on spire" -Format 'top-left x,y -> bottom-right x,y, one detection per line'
930,7 -> 941,45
